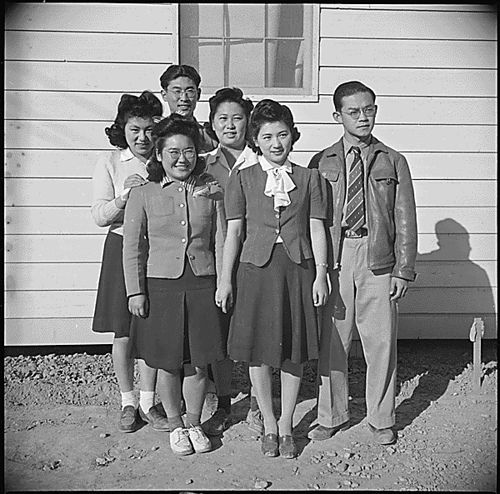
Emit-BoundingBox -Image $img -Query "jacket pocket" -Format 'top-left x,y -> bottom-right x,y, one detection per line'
371,168 -> 398,185
320,169 -> 340,182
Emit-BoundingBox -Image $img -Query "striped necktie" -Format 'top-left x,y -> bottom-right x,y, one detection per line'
345,146 -> 365,233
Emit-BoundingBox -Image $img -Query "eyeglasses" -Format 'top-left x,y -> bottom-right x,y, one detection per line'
167,88 -> 198,99
166,149 -> 196,160
341,105 -> 377,120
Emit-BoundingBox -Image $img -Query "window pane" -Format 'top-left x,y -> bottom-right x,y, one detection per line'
273,4 -> 304,37
266,39 -> 303,88
227,4 -> 265,37
227,39 -> 264,88
180,3 -> 223,37
181,38 -> 224,88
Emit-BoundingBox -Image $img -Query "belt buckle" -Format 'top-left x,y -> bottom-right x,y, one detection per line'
344,228 -> 365,238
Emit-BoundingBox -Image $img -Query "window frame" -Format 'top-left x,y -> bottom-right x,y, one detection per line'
173,3 -> 320,103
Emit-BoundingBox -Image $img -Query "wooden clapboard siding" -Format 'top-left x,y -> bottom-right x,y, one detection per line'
5,150 -> 498,180
288,152 -> 498,180
320,7 -> 497,40
319,67 -> 496,97
5,121 -> 497,153
5,313 -> 497,346
4,3 -> 497,345
4,207 -> 498,235
314,3 -> 497,340
4,2 -> 178,347
6,92 -> 498,125
5,233 -> 497,264
5,3 -> 175,33
4,319 -> 112,346
320,39 -> 496,69
5,260 -> 497,292
5,235 -> 106,263
5,32 -> 174,63
5,150 -> 103,178
5,177 -> 497,208
5,61 -> 168,92
5,287 -> 497,319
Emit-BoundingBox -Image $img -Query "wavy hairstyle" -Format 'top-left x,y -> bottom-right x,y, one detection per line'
104,91 -> 163,149
204,87 -> 254,143
147,113 -> 205,182
248,99 -> 300,155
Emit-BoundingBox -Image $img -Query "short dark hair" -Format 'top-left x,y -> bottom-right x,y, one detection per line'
205,87 -> 254,142
248,99 -> 300,154
159,64 -> 201,91
147,113 -> 204,182
105,91 -> 163,149
333,81 -> 376,112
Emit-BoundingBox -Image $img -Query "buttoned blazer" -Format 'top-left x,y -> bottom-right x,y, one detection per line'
225,162 -> 328,267
123,176 -> 226,296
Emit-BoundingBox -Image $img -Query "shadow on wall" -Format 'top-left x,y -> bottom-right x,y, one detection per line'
393,218 -> 497,430
401,217 -> 497,338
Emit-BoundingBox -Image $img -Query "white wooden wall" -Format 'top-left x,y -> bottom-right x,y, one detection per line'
4,3 -> 497,345
4,2 -> 179,345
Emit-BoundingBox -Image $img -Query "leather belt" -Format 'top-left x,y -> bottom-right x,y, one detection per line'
342,227 -> 368,238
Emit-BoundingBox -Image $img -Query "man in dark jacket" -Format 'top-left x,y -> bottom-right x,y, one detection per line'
308,81 -> 417,445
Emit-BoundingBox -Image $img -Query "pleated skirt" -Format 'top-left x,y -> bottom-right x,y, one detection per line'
130,261 -> 225,371
228,244 -> 320,368
92,231 -> 132,338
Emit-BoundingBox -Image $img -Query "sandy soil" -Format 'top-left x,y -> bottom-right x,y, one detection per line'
4,340 -> 497,492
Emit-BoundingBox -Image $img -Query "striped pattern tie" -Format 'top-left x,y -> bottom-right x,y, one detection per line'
345,146 -> 365,233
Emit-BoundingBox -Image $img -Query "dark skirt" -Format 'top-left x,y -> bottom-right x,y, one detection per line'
130,262 -> 225,371
92,231 -> 131,338
228,244 -> 320,368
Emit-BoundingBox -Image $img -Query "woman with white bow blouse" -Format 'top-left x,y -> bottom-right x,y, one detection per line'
215,99 -> 329,459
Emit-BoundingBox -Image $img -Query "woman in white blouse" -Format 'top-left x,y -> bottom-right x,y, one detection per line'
91,91 -> 169,434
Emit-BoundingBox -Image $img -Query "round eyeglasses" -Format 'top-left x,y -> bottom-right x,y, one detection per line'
168,88 -> 198,99
166,149 -> 196,160
341,105 -> 377,120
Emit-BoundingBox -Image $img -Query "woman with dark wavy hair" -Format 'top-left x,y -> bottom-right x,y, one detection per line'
216,99 -> 329,459
123,113 -> 226,456
91,90 -> 169,434
200,87 -> 264,438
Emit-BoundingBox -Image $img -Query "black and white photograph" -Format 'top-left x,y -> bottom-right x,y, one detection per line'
4,2 -> 497,491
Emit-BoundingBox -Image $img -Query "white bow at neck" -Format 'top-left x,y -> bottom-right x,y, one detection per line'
259,156 -> 296,211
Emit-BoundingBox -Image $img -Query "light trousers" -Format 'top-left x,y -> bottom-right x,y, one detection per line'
317,236 -> 398,429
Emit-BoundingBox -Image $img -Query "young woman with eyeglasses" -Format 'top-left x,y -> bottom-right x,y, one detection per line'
122,113 -> 226,456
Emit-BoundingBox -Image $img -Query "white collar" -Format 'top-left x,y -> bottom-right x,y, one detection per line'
203,145 -> 259,174
258,155 -> 292,173
120,147 -> 136,162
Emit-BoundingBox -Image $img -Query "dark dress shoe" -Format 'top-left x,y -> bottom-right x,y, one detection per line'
139,406 -> 170,432
118,405 -> 140,433
307,422 -> 349,440
261,433 -> 279,457
368,423 -> 396,445
279,435 -> 297,459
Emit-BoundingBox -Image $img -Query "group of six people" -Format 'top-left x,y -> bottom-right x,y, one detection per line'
91,64 -> 417,459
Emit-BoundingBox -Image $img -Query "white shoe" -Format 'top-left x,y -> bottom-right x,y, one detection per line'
169,427 -> 193,456
187,425 -> 212,453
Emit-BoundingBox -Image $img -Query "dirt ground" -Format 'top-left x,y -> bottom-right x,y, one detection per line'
3,340 -> 497,492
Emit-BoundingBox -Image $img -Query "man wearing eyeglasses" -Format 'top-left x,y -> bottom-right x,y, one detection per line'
160,64 -> 218,153
308,81 -> 417,446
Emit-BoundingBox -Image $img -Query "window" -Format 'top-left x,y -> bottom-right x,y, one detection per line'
179,3 -> 319,100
